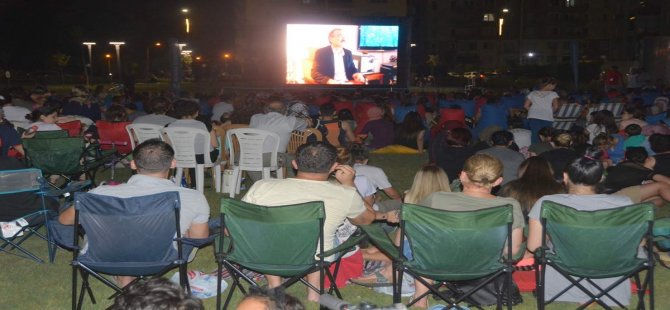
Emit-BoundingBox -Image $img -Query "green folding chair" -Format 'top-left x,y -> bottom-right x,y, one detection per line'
362,203 -> 516,310
214,197 -> 363,310
535,201 -> 654,310
23,137 -> 108,188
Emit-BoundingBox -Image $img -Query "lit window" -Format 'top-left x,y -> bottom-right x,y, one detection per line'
483,13 -> 495,22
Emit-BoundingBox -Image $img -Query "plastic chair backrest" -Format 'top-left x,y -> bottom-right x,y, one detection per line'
162,127 -> 214,167
0,168 -> 42,194
23,137 -> 85,175
287,128 -> 323,155
540,200 -> 653,277
220,198 -> 325,276
227,128 -> 280,171
402,203 -> 512,281
126,123 -> 164,149
554,103 -> 584,119
57,120 -> 82,137
75,192 -> 181,268
96,121 -> 132,154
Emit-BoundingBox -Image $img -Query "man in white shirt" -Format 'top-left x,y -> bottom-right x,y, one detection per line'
311,29 -> 366,85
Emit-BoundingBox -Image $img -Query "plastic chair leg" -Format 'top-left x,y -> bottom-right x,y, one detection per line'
230,168 -> 241,198
174,168 -> 184,186
213,164 -> 222,193
195,164 -> 205,193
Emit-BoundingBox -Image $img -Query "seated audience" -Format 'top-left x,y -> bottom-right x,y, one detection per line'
526,149 -> 635,307
317,103 -> 356,147
539,132 -> 579,181
132,96 -> 176,126
393,111 -> 425,153
650,133 -> 670,177
477,130 -> 525,186
109,277 -> 204,310
499,156 -> 565,219
411,154 -> 524,308
430,127 -> 476,182
236,286 -> 304,310
168,99 -> 219,164
619,106 -> 648,131
623,124 -> 645,149
0,108 -> 24,156
528,127 -> 554,156
61,85 -> 101,122
359,106 -> 394,150
604,147 -> 670,207
26,105 -> 62,132
349,144 -> 402,207
59,139 -> 210,287
241,141 -> 375,302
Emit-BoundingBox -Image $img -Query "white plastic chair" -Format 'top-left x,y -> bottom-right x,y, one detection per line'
161,127 -> 222,193
126,123 -> 164,149
226,128 -> 284,197
552,103 -> 584,131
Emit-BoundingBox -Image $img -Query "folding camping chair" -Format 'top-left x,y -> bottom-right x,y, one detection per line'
70,191 -> 193,310
96,121 -> 133,181
553,103 -> 584,131
535,201 -> 654,310
362,203 -> 517,310
214,198 -> 362,310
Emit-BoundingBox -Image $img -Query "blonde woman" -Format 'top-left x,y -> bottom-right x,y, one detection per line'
351,164 -> 451,288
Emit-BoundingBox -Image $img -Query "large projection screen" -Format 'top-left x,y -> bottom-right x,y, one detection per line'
286,24 -> 399,86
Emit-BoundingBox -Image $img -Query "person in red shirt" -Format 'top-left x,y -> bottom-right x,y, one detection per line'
603,65 -> 624,93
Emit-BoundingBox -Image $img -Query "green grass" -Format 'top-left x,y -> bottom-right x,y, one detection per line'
1,153 -> 668,309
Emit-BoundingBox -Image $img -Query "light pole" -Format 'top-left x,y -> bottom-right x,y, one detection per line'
105,54 -> 112,80
82,42 -> 96,75
181,8 -> 190,44
109,41 -> 125,80
146,42 -> 162,80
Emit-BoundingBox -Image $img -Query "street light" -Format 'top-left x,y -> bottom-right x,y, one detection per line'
105,54 -> 112,79
181,8 -> 190,43
82,42 -> 96,74
109,41 -> 125,79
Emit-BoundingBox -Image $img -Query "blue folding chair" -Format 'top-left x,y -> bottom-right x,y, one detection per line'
70,191 -> 193,310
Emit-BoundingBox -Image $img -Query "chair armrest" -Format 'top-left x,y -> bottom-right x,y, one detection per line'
182,236 -> 215,248
213,235 -> 233,255
319,231 -> 366,259
359,224 -> 399,259
42,180 -> 92,197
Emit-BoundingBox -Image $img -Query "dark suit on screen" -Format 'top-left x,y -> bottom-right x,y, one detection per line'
311,46 -> 359,84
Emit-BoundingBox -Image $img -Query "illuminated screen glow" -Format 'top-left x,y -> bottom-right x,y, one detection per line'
286,23 -> 399,85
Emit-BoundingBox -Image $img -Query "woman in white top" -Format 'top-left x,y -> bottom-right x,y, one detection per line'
26,105 -> 62,132
526,148 -> 634,306
525,77 -> 559,144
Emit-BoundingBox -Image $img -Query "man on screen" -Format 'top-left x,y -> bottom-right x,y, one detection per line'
311,29 -> 366,85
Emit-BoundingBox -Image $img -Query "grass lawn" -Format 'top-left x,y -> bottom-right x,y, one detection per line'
1,153 -> 668,309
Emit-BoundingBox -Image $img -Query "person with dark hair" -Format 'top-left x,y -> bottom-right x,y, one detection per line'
317,103 -> 356,147
539,132 -> 580,181
242,141 -> 375,302
623,123 -> 645,149
236,286 -> 304,310
393,111 -> 426,153
349,143 -> 402,202
133,97 -> 176,126
586,109 -> 618,144
359,106 -> 395,150
337,108 -> 356,132
109,277 -> 204,310
0,108 -> 24,156
430,127 -> 476,182
477,130 -> 525,186
61,85 -> 101,122
525,77 -> 559,143
168,99 -> 218,163
619,106 -> 647,131
604,147 -> 670,207
526,148 -> 635,307
528,126 -> 555,156
104,104 -> 128,122
58,139 -> 210,287
26,105 -> 61,131
499,156 -> 565,218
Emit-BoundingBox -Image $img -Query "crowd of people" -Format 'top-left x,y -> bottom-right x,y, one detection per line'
2,77 -> 670,308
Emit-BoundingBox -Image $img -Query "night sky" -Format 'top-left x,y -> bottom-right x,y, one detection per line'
0,0 -> 234,72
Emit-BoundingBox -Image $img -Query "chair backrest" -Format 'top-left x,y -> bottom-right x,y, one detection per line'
23,137 -> 86,175
162,127 -> 214,168
0,168 -> 42,195
401,203 -> 513,280
126,123 -> 164,149
57,120 -> 82,137
540,200 -> 654,276
226,128 -> 280,171
34,130 -> 69,139
96,121 -> 133,154
287,128 -> 323,155
74,192 -> 181,265
554,103 -> 584,120
220,198 -> 325,276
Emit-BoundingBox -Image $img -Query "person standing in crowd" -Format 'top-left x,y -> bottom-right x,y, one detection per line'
525,77 -> 559,144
